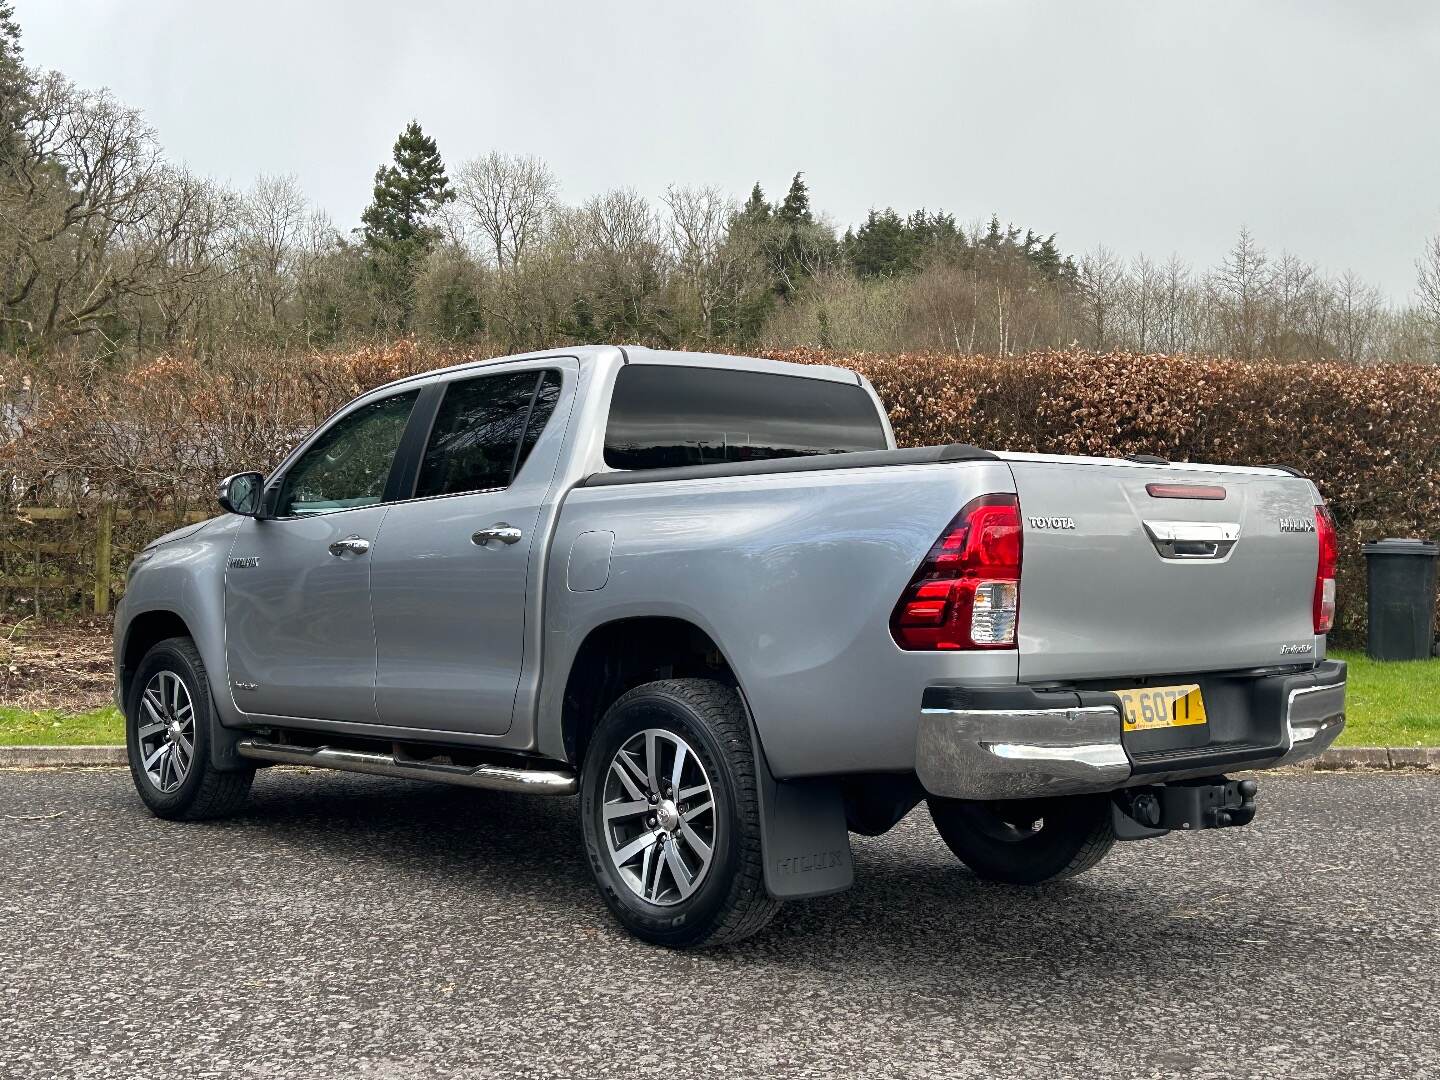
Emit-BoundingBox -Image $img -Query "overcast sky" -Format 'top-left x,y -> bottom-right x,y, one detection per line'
15,0 -> 1440,301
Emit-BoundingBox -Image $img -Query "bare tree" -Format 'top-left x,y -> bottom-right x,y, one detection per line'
1213,227 -> 1273,360
232,173 -> 307,330
577,188 -> 669,338
1418,231 -> 1440,359
1266,252 -> 1317,360
1154,253 -> 1194,354
0,73 -> 220,350
1077,245 -> 1123,351
661,184 -> 742,343
1124,254 -> 1163,352
1332,270 -> 1381,363
454,152 -> 556,271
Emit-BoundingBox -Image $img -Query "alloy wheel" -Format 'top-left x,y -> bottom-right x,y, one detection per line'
136,670 -> 195,794
602,728 -> 717,906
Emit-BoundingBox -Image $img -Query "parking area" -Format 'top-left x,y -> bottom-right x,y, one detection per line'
2,768 -> 1437,1079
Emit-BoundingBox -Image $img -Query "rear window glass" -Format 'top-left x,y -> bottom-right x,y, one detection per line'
603,365 -> 887,471
414,369 -> 561,499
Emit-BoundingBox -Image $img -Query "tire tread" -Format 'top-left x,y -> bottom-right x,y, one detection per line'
587,678 -> 780,947
928,794 -> 1115,885
128,637 -> 253,821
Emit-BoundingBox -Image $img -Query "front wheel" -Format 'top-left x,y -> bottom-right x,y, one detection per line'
579,679 -> 779,948
927,793 -> 1115,884
125,637 -> 254,821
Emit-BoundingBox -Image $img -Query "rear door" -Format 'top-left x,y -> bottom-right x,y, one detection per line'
1007,456 -> 1320,682
369,361 -> 575,735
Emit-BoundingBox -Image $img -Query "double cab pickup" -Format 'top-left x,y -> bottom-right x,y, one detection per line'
115,346 -> 1345,946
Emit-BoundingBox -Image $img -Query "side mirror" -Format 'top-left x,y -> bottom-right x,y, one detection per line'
217,471 -> 265,517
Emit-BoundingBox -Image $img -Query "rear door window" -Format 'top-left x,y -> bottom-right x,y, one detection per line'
604,365 -> 887,471
414,369 -> 561,498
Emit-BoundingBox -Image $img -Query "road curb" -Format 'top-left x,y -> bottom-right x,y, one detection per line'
1300,746 -> 1440,771
0,744 -> 1436,771
0,745 -> 127,768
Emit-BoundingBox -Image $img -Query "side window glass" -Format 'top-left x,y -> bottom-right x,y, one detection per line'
414,369 -> 562,499
276,390 -> 419,517
518,370 -> 562,473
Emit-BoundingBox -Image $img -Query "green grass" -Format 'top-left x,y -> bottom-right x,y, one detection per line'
0,704 -> 123,746
1332,649 -> 1440,747
0,651 -> 1436,749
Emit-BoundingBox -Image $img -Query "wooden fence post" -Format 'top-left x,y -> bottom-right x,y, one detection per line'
93,502 -> 114,615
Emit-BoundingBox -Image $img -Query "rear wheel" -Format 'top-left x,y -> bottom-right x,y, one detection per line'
927,793 -> 1114,884
125,637 -> 254,821
579,679 -> 779,948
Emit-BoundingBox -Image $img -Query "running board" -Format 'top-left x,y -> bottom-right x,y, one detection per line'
234,739 -> 578,796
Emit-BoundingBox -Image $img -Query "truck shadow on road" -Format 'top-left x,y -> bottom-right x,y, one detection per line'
203,768 -> 1289,987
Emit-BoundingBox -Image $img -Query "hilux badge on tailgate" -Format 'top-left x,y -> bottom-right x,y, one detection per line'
1278,518 -> 1315,533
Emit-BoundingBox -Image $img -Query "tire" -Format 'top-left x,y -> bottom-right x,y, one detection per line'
579,679 -> 780,948
125,637 -> 254,821
927,793 -> 1115,885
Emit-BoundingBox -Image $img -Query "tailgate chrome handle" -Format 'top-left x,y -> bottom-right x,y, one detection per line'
1143,520 -> 1238,560
327,535 -> 371,557
472,523 -> 523,546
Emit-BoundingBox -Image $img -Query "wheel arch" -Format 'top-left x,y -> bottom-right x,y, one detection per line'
119,609 -> 195,710
559,616 -> 746,767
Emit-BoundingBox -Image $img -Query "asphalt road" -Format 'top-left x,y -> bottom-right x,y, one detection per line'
1,768 -> 1436,1080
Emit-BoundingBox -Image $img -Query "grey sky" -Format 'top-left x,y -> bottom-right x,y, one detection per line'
15,0 -> 1440,301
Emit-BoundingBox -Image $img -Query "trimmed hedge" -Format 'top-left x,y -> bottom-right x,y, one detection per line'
6,344 -> 1438,645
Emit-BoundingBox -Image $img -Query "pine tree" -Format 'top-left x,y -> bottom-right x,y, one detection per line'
0,0 -> 28,164
359,120 -> 455,327
0,1 -> 21,81
848,208 -> 913,278
740,182 -> 770,224
361,120 -> 454,257
777,172 -> 812,225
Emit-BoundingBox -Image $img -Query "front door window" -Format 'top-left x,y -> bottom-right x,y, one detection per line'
276,390 -> 419,517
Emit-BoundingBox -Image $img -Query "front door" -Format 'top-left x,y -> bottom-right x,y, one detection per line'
370,363 -> 572,735
225,387 -> 420,723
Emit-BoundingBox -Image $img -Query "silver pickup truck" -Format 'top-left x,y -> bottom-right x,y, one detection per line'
115,345 -> 1346,946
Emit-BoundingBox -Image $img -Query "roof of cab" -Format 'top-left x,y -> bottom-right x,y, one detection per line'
369,344 -> 863,396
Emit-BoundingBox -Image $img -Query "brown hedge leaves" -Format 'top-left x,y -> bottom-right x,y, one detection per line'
5,344 -> 1437,644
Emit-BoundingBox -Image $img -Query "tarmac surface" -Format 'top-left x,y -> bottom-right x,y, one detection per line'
2,767 -> 1436,1079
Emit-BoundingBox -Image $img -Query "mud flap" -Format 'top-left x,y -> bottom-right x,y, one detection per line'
205,684 -> 252,773
750,720 -> 854,900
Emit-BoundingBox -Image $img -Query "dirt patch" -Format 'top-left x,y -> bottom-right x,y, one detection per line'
0,618 -> 114,712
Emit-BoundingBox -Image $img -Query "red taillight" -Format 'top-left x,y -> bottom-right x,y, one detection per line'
891,494 -> 1022,651
1313,504 -> 1337,634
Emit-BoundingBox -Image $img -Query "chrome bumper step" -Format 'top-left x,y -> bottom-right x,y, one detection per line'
235,739 -> 578,796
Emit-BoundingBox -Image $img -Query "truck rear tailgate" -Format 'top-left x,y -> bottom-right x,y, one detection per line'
1005,455 -> 1322,682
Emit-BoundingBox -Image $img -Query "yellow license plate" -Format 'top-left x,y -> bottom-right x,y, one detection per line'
1117,684 -> 1207,732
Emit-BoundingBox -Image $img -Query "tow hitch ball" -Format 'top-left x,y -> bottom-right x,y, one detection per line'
1112,777 -> 1258,839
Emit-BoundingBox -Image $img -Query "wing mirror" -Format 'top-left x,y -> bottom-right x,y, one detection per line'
217,471 -> 265,517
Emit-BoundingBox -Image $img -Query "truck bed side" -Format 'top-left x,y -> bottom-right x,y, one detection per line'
538,459 -> 1016,778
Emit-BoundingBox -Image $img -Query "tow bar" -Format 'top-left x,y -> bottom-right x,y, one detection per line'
1112,777 -> 1258,840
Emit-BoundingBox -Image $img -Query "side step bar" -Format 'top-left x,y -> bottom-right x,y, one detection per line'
235,739 -> 578,796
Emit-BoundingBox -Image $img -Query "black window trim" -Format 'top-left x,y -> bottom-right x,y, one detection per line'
260,363 -> 568,520
391,365 -> 563,507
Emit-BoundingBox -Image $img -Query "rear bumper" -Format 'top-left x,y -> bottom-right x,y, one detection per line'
916,660 -> 1346,801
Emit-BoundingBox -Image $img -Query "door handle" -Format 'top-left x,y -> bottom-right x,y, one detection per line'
472,523 -> 523,547
327,535 -> 371,557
